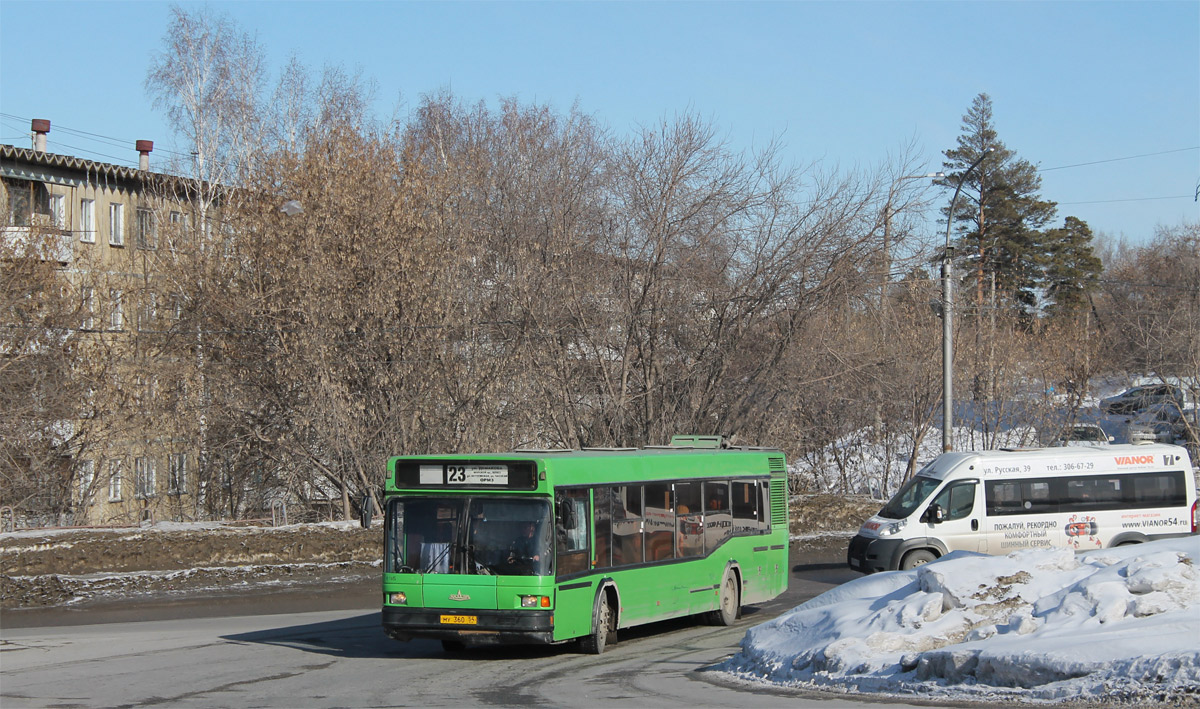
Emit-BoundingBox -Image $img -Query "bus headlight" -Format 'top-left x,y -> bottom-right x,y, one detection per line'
389,592 -> 407,605
520,595 -> 551,608
877,519 -> 907,537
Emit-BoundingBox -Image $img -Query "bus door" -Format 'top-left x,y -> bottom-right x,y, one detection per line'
731,480 -> 772,601
924,479 -> 985,554
552,488 -> 594,641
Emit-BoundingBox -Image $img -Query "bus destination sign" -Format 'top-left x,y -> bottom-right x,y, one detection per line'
420,464 -> 509,486
392,459 -> 539,490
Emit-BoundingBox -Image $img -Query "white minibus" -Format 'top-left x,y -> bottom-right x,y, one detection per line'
847,443 -> 1197,573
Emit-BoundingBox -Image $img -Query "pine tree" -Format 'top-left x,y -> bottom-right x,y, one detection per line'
942,94 -> 1058,316
1042,216 -> 1102,318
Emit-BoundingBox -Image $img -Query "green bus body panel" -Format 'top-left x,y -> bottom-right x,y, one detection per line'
382,446 -> 789,645
383,574 -> 556,614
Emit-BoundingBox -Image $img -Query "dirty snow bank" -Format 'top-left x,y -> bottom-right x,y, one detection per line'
720,536 -> 1200,704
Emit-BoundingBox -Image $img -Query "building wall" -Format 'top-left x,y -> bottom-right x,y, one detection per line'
3,144 -> 207,526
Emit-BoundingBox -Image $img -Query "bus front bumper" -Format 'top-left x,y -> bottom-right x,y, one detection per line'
382,607 -> 555,645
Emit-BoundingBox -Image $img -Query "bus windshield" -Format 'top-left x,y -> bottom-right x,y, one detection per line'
386,496 -> 552,576
878,476 -> 942,520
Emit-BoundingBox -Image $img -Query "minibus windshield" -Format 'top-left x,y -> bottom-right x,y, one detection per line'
879,476 -> 942,519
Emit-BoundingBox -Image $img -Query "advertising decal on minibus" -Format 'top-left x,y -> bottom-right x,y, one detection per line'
1065,520 -> 1098,537
996,519 -> 1059,549
1114,455 -> 1155,466
1065,515 -> 1101,548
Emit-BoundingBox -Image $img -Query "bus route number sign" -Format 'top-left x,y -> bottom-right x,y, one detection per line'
420,464 -> 510,486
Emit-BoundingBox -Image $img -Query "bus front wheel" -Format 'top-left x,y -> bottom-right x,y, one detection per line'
580,593 -> 615,654
707,570 -> 739,626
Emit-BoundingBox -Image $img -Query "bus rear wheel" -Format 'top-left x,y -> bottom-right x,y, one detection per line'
580,593 -> 615,654
707,570 -> 739,626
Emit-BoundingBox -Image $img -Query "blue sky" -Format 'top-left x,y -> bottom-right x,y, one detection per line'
2,1 -> 1197,243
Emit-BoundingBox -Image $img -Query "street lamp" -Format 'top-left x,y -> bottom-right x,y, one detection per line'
941,148 -> 994,452
881,172 -> 944,303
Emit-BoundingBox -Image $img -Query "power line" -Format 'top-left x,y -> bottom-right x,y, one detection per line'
0,113 -> 194,161
1058,195 -> 1195,205
1038,147 -> 1200,172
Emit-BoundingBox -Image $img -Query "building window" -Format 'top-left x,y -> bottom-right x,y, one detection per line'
78,459 -> 96,504
108,460 -> 123,501
138,291 -> 157,331
5,179 -> 47,226
109,203 -> 124,246
49,194 -> 65,228
7,183 -> 31,226
109,289 -> 124,330
135,457 -> 156,499
169,453 -> 187,495
169,210 -> 189,249
80,286 -> 95,330
80,198 -> 96,242
136,208 -> 157,249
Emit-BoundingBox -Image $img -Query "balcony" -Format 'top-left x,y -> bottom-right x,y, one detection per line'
1,223 -> 73,264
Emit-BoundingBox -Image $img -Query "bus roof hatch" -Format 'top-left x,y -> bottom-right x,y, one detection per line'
668,435 -> 725,449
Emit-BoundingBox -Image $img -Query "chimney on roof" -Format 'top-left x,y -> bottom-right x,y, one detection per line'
31,119 -> 50,152
136,140 -> 153,171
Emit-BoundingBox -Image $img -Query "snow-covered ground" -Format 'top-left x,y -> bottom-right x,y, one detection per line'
720,535 -> 1200,705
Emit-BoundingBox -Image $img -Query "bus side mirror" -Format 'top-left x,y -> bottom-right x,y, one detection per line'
360,493 -> 372,529
556,496 -> 578,531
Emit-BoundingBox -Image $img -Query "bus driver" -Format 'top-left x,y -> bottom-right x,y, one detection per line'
508,521 -> 543,569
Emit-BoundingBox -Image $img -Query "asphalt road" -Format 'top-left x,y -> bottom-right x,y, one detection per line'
0,539 -> 946,708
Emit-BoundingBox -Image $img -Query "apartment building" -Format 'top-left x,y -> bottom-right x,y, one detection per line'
2,120 -> 205,526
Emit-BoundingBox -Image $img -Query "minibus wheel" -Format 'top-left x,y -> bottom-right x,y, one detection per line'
900,549 -> 937,570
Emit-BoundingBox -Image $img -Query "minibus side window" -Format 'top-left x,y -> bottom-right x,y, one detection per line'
986,479 -> 1052,515
1130,471 -> 1186,507
932,481 -> 976,520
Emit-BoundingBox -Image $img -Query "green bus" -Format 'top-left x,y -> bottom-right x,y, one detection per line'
380,435 -> 789,653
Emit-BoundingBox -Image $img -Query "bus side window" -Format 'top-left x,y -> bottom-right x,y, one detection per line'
556,489 -> 591,576
644,482 -> 674,561
675,481 -> 703,558
593,486 -> 614,570
731,481 -> 758,535
759,481 -> 771,532
612,485 -> 643,566
704,480 -> 731,552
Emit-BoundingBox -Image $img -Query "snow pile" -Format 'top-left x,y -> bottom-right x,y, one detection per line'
721,536 -> 1200,703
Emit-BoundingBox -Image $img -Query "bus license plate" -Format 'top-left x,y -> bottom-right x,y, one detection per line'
440,614 -> 477,625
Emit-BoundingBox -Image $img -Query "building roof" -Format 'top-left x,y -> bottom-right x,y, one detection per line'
0,144 -> 198,195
